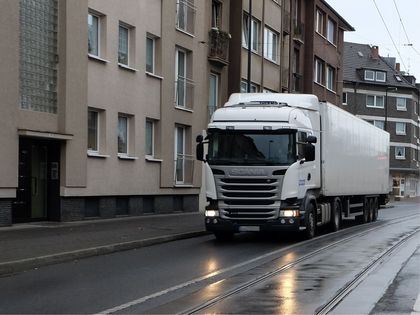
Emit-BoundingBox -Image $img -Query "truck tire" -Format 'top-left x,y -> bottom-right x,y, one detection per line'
214,231 -> 234,241
372,198 -> 379,222
368,198 -> 374,222
330,198 -> 341,232
362,199 -> 369,224
303,203 -> 316,239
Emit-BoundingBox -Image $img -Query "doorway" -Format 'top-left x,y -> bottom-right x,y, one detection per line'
12,138 -> 61,223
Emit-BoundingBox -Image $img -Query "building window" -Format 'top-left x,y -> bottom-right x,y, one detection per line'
209,73 -> 219,118
146,36 -> 155,73
20,0 -> 58,114
118,24 -> 129,66
316,9 -> 325,35
342,92 -> 348,105
373,120 -> 385,130
88,13 -> 99,56
175,125 -> 186,183
175,48 -> 193,109
211,0 -> 222,28
243,14 -> 260,53
264,27 -> 279,63
327,18 -> 335,44
88,110 -> 99,152
241,79 -> 258,93
326,65 -> 335,91
395,146 -> 405,159
396,97 -> 407,111
376,71 -> 386,82
314,58 -> 324,85
145,119 -> 155,157
364,70 -> 375,81
176,0 -> 196,34
396,122 -> 406,135
118,115 -> 129,155
366,95 -> 384,108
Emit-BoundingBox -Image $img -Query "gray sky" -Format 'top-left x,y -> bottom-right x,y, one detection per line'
326,0 -> 420,81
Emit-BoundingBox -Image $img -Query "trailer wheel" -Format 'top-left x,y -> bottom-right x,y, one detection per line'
330,198 -> 341,232
372,198 -> 379,222
303,203 -> 316,239
368,198 -> 374,222
362,199 -> 369,224
214,231 -> 234,242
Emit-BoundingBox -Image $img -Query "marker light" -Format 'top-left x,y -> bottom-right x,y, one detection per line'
280,210 -> 300,217
205,210 -> 220,217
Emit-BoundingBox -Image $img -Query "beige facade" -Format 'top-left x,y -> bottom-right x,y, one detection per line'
0,0 -> 231,225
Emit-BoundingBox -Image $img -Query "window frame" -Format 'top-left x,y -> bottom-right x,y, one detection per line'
175,125 -> 186,184
88,13 -> 100,57
145,119 -> 155,157
175,47 -> 188,108
146,35 -> 155,74
396,97 -> 407,111
242,14 -> 260,53
241,79 -> 258,93
373,120 -> 385,130
395,146 -> 406,160
316,9 -> 325,36
88,109 -> 99,153
211,0 -> 222,29
326,65 -> 335,91
327,18 -> 336,44
117,114 -> 129,156
395,122 -> 406,135
314,58 -> 324,85
118,24 -> 130,66
209,72 -> 219,118
364,70 -> 375,81
342,92 -> 348,105
376,71 -> 386,82
366,94 -> 384,108
263,26 -> 279,63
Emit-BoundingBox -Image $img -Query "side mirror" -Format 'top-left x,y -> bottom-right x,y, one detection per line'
196,135 -> 204,143
304,144 -> 315,162
196,142 -> 204,161
307,135 -> 317,144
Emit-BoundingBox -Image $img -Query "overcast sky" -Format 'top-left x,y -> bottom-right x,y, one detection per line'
326,0 -> 420,81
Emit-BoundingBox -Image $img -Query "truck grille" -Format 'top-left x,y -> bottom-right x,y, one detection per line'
215,175 -> 283,220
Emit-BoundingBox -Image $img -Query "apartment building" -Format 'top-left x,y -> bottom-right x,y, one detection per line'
227,0 -> 353,104
342,42 -> 420,198
0,0 -> 230,226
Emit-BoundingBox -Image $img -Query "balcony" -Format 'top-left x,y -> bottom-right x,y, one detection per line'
292,19 -> 305,43
208,28 -> 230,67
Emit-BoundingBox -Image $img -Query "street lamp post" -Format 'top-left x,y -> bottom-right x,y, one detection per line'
385,87 -> 397,131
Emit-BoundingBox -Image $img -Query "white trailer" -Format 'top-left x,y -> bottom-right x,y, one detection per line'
196,93 -> 390,240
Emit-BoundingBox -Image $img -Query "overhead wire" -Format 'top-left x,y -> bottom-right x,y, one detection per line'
392,0 -> 420,57
372,0 -> 408,72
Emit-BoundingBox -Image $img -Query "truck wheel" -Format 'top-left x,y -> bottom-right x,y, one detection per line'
304,204 -> 316,239
368,199 -> 374,222
330,198 -> 341,232
362,199 -> 369,223
372,198 -> 379,222
214,231 -> 234,241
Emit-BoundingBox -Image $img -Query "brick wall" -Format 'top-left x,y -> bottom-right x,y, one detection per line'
0,200 -> 12,226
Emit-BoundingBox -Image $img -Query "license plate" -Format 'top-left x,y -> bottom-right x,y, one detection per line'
239,226 -> 260,232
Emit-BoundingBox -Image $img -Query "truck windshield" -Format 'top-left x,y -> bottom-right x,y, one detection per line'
207,130 -> 296,166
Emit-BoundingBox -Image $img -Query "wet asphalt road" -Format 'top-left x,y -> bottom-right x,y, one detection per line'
0,202 -> 418,314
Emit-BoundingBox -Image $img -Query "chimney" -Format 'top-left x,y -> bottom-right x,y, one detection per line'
396,62 -> 400,72
371,45 -> 379,59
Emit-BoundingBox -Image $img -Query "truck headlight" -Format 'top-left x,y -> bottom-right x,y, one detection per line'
205,210 -> 220,217
280,210 -> 300,217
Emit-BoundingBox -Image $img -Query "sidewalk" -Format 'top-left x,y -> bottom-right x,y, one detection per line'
0,212 -> 207,276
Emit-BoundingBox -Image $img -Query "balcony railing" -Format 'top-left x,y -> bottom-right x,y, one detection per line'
174,154 -> 195,185
175,76 -> 195,110
292,19 -> 305,42
208,28 -> 230,66
176,0 -> 196,35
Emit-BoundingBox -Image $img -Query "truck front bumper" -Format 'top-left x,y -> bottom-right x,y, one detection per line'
205,216 -> 305,233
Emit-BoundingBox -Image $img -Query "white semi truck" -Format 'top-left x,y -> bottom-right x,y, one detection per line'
196,93 -> 390,240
